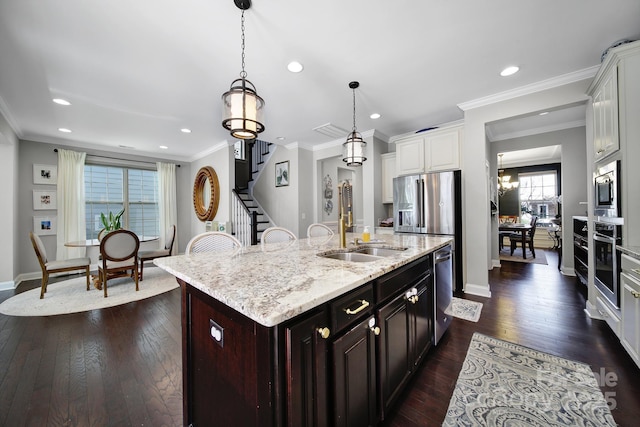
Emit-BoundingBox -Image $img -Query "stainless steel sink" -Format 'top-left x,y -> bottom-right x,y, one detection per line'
354,247 -> 408,257
319,252 -> 383,262
317,246 -> 408,262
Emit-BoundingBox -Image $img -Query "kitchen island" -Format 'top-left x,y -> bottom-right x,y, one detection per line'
155,232 -> 452,427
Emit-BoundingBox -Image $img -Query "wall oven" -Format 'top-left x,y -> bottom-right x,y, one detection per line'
593,221 -> 622,310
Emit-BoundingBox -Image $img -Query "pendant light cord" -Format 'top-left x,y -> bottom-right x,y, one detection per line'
240,10 -> 247,79
352,88 -> 357,132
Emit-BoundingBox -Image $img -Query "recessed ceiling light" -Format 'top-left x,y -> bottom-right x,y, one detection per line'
539,111 -> 549,116
276,136 -> 286,141
500,66 -> 520,77
287,61 -> 304,73
53,98 -> 71,106
181,128 -> 192,133
58,128 -> 72,133
159,145 -> 169,149
370,113 -> 381,119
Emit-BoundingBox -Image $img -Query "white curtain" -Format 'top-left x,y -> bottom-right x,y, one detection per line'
56,149 -> 87,260
157,162 -> 178,254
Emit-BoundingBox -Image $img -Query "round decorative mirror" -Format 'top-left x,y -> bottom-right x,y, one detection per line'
193,166 -> 220,221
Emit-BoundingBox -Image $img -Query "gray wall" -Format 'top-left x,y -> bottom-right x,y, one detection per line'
0,114 -> 19,288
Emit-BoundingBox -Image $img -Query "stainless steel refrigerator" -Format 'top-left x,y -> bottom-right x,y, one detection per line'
393,170 -> 462,344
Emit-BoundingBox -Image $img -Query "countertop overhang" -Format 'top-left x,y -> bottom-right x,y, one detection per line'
154,233 -> 452,327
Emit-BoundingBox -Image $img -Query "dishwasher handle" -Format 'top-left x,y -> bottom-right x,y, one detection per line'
435,250 -> 452,264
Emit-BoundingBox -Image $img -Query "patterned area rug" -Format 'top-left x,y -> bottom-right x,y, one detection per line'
447,297 -> 483,322
443,333 -> 616,426
0,267 -> 178,316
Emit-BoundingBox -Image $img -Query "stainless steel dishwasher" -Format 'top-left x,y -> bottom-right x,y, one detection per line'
433,244 -> 453,345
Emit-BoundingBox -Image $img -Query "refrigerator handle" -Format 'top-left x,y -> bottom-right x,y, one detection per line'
420,178 -> 426,228
416,179 -> 422,228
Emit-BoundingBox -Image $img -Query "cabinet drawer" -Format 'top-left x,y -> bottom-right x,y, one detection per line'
621,253 -> 640,280
331,284 -> 374,334
596,295 -> 621,337
376,256 -> 431,304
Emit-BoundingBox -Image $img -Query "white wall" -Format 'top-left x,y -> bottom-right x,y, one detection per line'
462,79 -> 592,297
0,117 -> 18,289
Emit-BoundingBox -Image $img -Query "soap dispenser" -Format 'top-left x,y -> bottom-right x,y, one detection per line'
362,226 -> 371,243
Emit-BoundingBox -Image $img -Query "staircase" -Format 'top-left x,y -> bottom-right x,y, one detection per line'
232,139 -> 274,246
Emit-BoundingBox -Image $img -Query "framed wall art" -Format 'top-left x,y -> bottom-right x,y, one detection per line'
33,216 -> 57,236
33,190 -> 57,210
275,161 -> 289,187
33,164 -> 57,185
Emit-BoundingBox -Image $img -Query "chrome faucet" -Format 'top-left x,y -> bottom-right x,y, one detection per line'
338,181 -> 353,248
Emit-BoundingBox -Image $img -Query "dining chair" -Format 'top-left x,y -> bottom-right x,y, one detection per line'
185,231 -> 242,254
510,216 -> 538,258
138,224 -> 176,281
306,223 -> 334,238
98,229 -> 140,298
261,226 -> 297,246
29,232 -> 92,299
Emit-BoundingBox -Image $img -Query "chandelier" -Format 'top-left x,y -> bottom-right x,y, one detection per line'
221,0 -> 265,140
497,153 -> 519,197
342,81 -> 367,166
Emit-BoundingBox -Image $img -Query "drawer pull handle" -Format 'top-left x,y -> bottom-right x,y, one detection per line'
317,327 -> 331,339
409,295 -> 419,304
597,309 -> 609,318
632,269 -> 640,275
631,290 -> 640,299
345,299 -> 370,315
370,326 -> 381,335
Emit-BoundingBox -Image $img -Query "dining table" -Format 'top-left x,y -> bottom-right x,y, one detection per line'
65,235 -> 159,289
498,223 -> 532,259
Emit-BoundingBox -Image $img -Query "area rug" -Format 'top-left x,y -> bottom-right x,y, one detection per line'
500,248 -> 548,265
0,267 -> 178,316
442,333 -> 616,426
447,297 -> 483,322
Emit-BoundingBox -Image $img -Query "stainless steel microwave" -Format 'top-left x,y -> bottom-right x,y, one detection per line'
594,160 -> 620,218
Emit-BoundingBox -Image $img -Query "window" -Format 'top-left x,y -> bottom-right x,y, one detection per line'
85,165 -> 158,239
518,171 -> 558,218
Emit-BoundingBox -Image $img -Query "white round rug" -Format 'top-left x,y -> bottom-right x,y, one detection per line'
0,267 -> 179,316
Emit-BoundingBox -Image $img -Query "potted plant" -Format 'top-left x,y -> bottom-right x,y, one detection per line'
98,208 -> 125,240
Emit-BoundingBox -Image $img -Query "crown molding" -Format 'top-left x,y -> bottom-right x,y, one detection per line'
488,119 -> 586,142
0,94 -> 23,138
458,66 -> 600,111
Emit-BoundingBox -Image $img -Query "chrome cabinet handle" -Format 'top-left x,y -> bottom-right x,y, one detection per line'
317,327 -> 331,339
345,299 -> 370,315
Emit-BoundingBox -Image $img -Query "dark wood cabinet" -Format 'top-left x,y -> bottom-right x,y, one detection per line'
332,315 -> 378,427
284,308 -> 330,427
377,272 -> 433,419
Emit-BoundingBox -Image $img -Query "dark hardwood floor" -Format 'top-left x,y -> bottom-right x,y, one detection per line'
1,252 -> 638,426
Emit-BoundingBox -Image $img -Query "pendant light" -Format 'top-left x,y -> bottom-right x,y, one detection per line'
222,0 -> 265,140
342,81 -> 367,166
497,153 -> 519,197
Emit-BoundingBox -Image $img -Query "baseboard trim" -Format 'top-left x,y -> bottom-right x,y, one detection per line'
584,300 -> 602,320
491,259 -> 501,269
464,282 -> 492,298
0,280 -> 15,291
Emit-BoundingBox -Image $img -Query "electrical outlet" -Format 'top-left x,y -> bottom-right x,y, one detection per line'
210,319 -> 224,348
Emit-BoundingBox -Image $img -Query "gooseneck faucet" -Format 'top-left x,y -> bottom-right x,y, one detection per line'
338,181 -> 353,248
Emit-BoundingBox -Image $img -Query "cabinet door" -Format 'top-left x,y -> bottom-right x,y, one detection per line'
285,310 -> 329,427
425,128 -> 460,171
396,137 -> 425,175
332,316 -> 378,427
621,272 -> 640,363
378,292 -> 412,418
593,69 -> 619,161
381,153 -> 396,204
411,276 -> 433,367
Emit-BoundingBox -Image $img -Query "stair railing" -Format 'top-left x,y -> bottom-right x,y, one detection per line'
232,189 -> 258,246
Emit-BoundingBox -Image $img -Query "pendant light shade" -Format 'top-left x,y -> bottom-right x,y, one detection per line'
221,0 -> 265,140
343,81 -> 366,166
497,153 -> 519,197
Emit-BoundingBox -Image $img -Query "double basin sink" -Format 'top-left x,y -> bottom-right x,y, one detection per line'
318,246 -> 408,262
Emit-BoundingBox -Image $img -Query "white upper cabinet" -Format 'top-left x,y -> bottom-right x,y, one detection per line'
381,153 -> 396,204
395,136 -> 425,175
393,123 -> 462,176
591,67 -> 619,162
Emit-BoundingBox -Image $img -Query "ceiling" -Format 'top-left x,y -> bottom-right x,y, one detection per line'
1,0 -> 639,162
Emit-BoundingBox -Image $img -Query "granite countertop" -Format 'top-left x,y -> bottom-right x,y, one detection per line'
617,245 -> 640,260
154,233 -> 452,327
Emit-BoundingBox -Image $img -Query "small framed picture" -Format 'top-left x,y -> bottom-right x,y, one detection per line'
33,216 -> 57,236
275,161 -> 289,187
33,164 -> 57,185
33,190 -> 57,210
